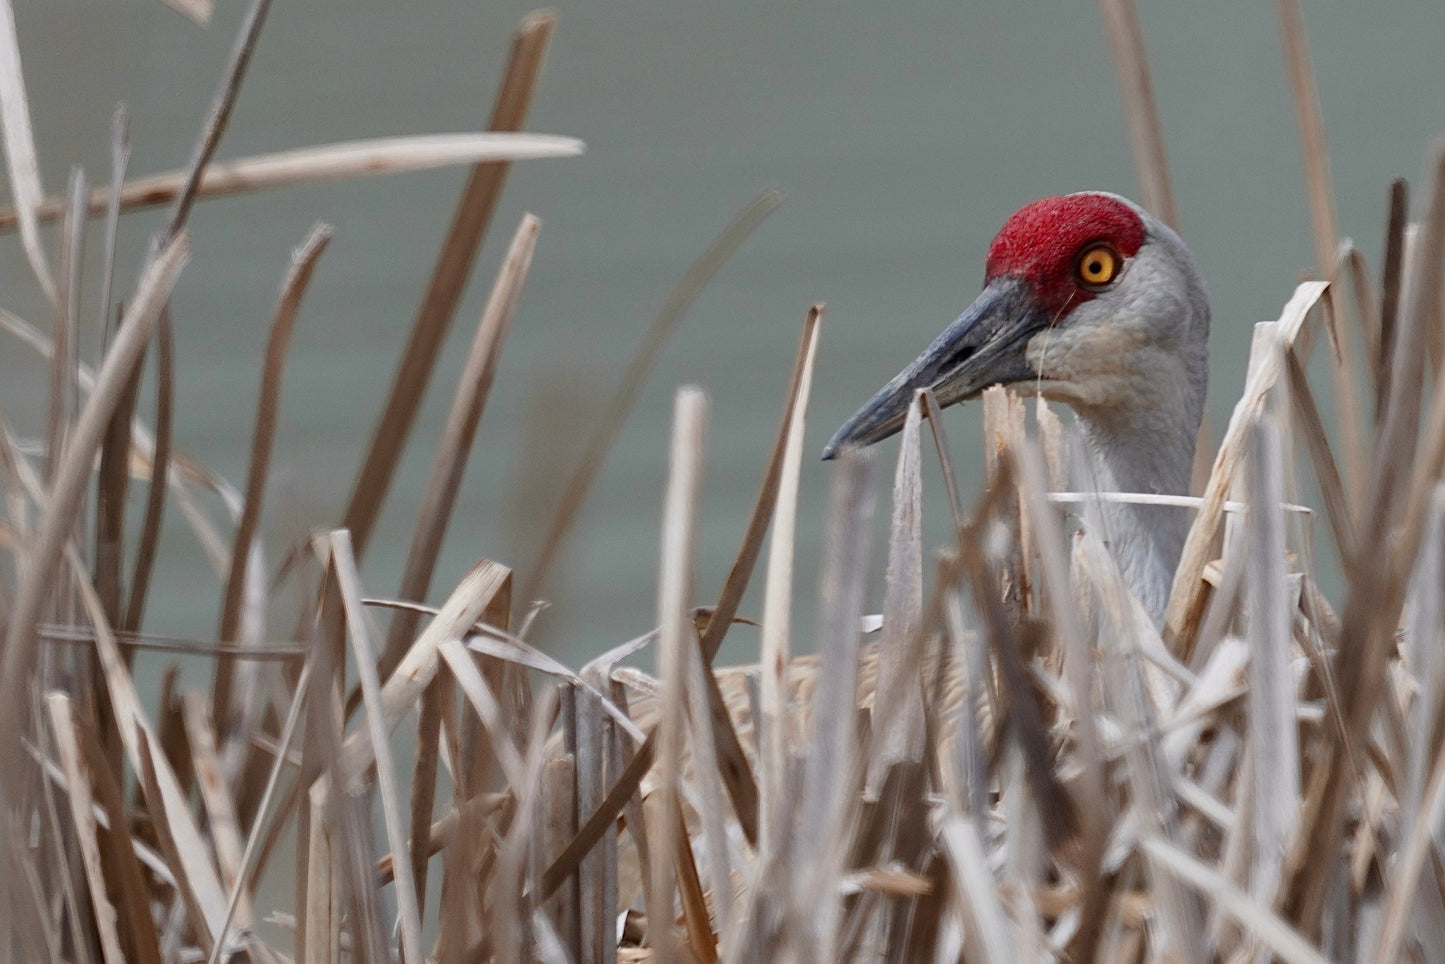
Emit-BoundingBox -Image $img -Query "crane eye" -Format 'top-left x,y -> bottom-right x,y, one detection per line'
1075,244 -> 1120,287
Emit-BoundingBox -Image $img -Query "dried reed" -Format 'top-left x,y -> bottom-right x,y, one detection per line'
4,3 -> 1445,963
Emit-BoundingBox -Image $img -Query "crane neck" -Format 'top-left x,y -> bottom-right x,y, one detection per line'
1069,397 -> 1201,626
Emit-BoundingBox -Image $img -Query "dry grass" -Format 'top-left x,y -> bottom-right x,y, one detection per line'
3,2 -> 1445,962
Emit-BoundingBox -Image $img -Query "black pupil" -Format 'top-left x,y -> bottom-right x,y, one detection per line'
1089,259 -> 1103,275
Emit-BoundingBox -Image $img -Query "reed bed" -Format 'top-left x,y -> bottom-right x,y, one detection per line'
2,1 -> 1445,962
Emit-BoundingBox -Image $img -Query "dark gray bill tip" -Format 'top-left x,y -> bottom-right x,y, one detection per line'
821,390 -> 914,461
820,276 -> 1044,463
821,411 -> 900,461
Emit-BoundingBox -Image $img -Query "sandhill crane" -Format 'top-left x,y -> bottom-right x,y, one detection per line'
824,192 -> 1210,623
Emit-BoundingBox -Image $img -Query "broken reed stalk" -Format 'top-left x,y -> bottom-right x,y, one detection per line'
541,303 -> 822,896
206,651 -> 311,964
341,11 -> 557,556
1165,280 -> 1328,657
95,299 -> 142,637
377,213 -> 540,680
1283,141 -> 1445,936
866,397 -> 924,791
96,105 -> 129,344
791,447 -> 875,960
1377,179 -> 1409,414
1276,0 -> 1366,505
0,0 -> 56,302
757,305 -> 823,858
63,540 -> 230,951
650,387 -> 709,960
48,168 -> 85,485
0,234 -> 190,760
213,222 -> 332,734
45,692 -> 125,964
180,692 -> 252,930
329,531 -> 424,964
164,0 -> 274,241
121,308 -> 174,636
366,211 -> 539,926
1244,417 -> 1298,904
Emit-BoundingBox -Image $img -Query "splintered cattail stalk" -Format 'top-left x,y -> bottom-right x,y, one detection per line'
1284,142 -> 1445,936
1166,281 -> 1328,656
542,305 -> 819,899
179,693 -> 252,930
335,559 -> 512,783
382,211 -> 540,928
121,306 -> 174,637
1244,417 -> 1300,909
1376,180 -> 1409,411
866,396 -> 923,790
208,652 -> 313,964
62,542 -> 228,949
792,448 -> 875,960
214,222 -> 332,735
1083,532 -> 1207,958
1277,0 -> 1368,512
0,233 -> 190,759
330,531 -> 423,963
48,167 -> 86,484
1141,838 -> 1329,964
379,213 -> 540,678
757,306 -> 822,858
45,692 -> 124,964
342,10 -> 558,556
0,0 -> 56,302
652,387 -> 710,960
1011,431 -> 1110,959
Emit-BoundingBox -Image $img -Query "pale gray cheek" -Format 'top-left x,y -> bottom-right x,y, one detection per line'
1027,319 -> 1151,377
1023,331 -> 1074,383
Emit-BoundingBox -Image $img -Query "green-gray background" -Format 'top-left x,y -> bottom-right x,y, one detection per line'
5,2 -> 1441,664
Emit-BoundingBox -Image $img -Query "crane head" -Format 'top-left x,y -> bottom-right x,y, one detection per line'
822,191 -> 1209,459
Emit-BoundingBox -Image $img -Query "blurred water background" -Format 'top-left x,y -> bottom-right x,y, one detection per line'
3,1 -> 1441,670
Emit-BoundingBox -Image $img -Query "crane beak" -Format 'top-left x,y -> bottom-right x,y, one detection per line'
822,276 -> 1047,459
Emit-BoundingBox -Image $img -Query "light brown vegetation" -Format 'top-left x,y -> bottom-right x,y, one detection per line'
2,2 -> 1445,962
